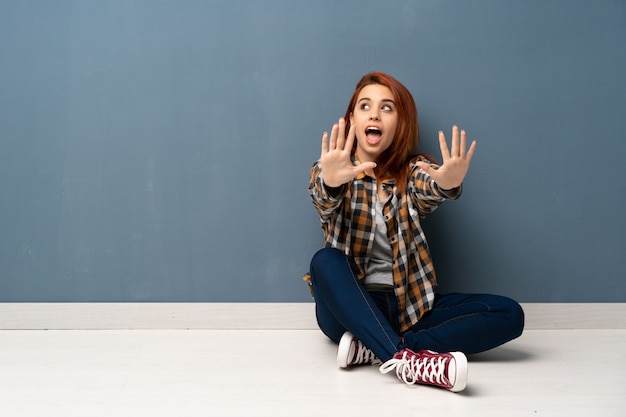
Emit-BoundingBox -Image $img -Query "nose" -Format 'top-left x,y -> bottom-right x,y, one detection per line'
369,110 -> 380,121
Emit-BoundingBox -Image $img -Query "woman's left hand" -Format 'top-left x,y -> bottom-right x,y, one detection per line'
416,125 -> 477,190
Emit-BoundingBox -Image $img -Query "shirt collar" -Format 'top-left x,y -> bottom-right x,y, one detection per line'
352,156 -> 396,187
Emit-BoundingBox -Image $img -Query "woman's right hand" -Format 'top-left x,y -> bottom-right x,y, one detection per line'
319,118 -> 377,188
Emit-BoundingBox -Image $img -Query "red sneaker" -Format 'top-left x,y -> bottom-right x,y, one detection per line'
379,348 -> 468,392
337,332 -> 381,368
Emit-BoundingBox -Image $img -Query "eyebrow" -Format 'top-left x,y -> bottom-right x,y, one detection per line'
358,97 -> 396,105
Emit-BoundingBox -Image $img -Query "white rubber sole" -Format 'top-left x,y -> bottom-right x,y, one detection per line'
449,351 -> 468,392
336,332 -> 355,368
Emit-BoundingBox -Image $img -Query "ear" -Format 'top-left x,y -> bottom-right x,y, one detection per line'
349,112 -> 354,125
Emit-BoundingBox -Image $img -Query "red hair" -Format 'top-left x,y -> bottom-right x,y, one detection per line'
344,72 -> 430,193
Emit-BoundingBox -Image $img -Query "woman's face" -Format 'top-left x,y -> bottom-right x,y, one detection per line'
350,84 -> 398,163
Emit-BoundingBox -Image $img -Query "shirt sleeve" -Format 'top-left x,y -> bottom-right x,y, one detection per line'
308,161 -> 347,220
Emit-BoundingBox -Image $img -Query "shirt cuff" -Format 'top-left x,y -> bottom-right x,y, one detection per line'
436,184 -> 463,200
323,183 -> 347,199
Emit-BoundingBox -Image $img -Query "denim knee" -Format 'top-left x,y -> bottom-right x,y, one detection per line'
309,247 -> 345,286
502,297 -> 525,339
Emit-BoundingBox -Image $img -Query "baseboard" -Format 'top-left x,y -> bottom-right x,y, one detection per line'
0,303 -> 624,330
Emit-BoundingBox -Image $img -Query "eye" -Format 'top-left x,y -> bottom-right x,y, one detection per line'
381,104 -> 394,112
360,103 -> 370,110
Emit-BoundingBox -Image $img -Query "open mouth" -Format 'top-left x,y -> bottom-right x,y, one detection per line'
365,127 -> 382,145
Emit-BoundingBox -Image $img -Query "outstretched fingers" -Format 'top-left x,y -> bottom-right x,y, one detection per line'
324,118 -> 348,154
335,118 -> 347,151
321,131 -> 329,157
438,130 -> 451,161
328,122 -> 338,151
440,126 -> 477,161
450,125 -> 460,157
343,122 -> 356,154
459,128 -> 466,157
465,138 -> 477,162
322,118 -> 352,157
456,127 -> 477,162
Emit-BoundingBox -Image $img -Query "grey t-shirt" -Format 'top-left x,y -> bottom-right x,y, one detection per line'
363,195 -> 394,287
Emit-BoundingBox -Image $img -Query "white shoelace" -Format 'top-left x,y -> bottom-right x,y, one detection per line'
379,351 -> 450,386
352,341 -> 382,366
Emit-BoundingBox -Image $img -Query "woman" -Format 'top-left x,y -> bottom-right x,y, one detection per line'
304,72 -> 524,393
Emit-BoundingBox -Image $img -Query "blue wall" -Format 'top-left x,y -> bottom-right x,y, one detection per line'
1,1 -> 624,302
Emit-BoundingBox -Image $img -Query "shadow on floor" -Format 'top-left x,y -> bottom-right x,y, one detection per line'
468,345 -> 534,362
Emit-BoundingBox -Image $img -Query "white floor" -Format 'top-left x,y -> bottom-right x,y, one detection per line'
0,329 -> 624,417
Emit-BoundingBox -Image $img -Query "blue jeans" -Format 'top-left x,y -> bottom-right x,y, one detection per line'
309,248 -> 524,362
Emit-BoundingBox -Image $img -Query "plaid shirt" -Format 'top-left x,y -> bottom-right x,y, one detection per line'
306,155 -> 461,332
